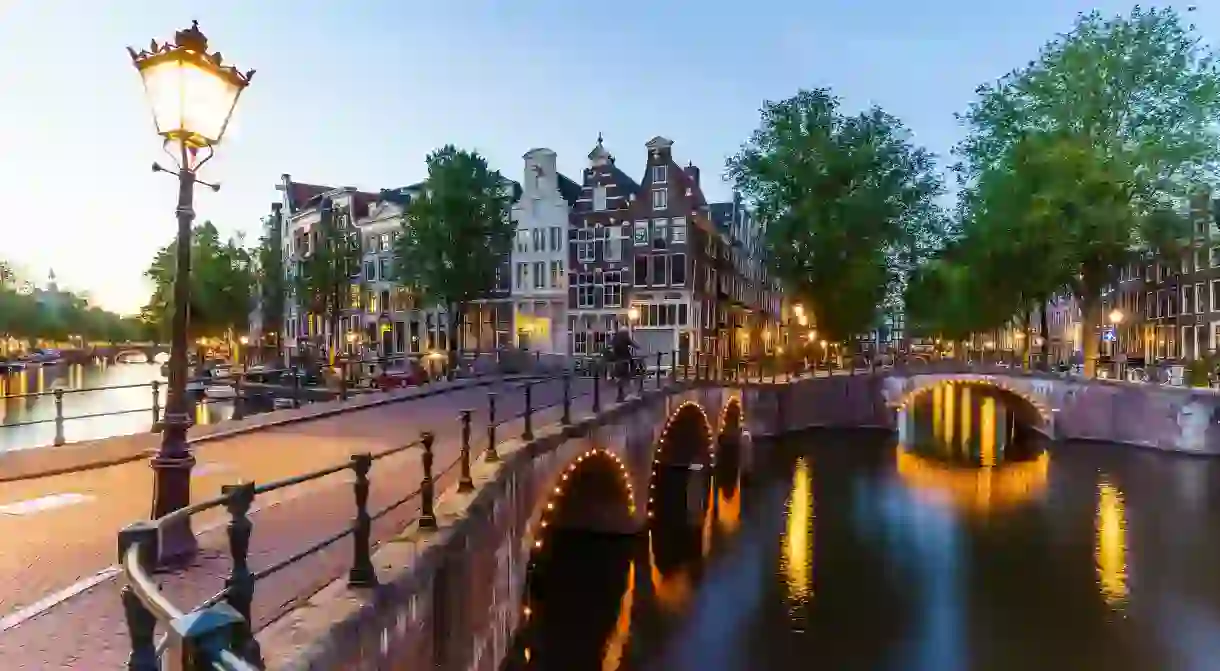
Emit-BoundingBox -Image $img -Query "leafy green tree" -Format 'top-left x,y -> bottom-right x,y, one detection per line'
955,6 -> 1220,375
143,221 -> 255,343
726,88 -> 945,343
292,199 -> 361,362
393,145 -> 515,368
255,209 -> 286,353
0,261 -> 142,347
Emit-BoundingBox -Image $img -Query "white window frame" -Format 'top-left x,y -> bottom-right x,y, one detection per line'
604,271 -> 622,307
576,228 -> 596,263
651,189 -> 667,210
533,261 -> 545,289
652,165 -> 667,183
604,229 -> 622,262
1197,282 -> 1205,314
671,216 -> 687,244
593,185 -> 608,212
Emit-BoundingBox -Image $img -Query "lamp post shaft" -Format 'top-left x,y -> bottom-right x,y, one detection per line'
149,155 -> 198,562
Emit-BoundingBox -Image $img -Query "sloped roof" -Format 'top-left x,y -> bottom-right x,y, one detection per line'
557,172 -> 582,205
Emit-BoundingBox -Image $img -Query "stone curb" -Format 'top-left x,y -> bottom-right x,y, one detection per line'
0,374 -> 538,484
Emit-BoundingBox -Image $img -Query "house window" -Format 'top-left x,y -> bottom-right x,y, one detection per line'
1183,254 -> 1192,274
1197,282 -> 1206,313
671,253 -> 687,285
1146,291 -> 1153,319
378,257 -> 390,281
576,228 -> 596,262
605,228 -> 622,262
516,229 -> 530,253
515,262 -> 527,290
550,260 -> 564,288
1197,247 -> 1208,271
594,185 -> 607,212
651,254 -> 667,286
573,330 -> 588,355
652,165 -> 667,183
379,233 -> 391,252
1212,281 -> 1220,313
652,189 -> 667,210
576,272 -> 597,308
604,271 -> 622,307
533,261 -> 545,289
531,229 -> 544,252
672,216 -> 687,244
364,261 -> 376,282
550,227 -> 562,251
1183,285 -> 1194,316
652,219 -> 668,248
634,255 -> 649,286
633,221 -> 648,246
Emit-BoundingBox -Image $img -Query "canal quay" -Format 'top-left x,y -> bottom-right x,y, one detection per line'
0,359 -> 235,451
505,383 -> 1220,671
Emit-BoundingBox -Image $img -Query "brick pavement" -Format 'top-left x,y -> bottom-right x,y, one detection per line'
0,375 -> 613,669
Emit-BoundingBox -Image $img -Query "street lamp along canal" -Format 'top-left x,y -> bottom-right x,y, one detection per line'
128,20 -> 254,562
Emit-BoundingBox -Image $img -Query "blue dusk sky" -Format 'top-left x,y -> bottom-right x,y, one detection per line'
0,1 -> 1214,314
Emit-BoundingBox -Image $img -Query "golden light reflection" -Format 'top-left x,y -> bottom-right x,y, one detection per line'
1095,479 -> 1129,609
932,384 -> 943,441
895,447 -> 1049,514
780,457 -> 814,615
960,385 -> 972,451
944,383 -> 956,446
195,400 -> 211,426
600,561 -> 634,671
716,476 -> 741,535
980,397 -> 997,468
648,531 -> 693,613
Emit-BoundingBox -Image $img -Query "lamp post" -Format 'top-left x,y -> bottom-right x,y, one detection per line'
129,21 -> 253,562
1109,308 -> 1124,379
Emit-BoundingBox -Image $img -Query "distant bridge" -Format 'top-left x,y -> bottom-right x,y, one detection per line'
62,343 -> 171,364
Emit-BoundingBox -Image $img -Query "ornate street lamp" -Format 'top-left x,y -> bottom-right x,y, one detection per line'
129,21 -> 253,562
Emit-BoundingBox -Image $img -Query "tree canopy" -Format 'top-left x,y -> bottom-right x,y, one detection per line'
0,264 -> 146,344
292,199 -> 360,357
910,6 -> 1220,373
143,221 -> 255,341
393,145 -> 515,359
726,88 -> 945,343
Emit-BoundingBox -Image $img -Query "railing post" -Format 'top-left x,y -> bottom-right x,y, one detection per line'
118,522 -> 160,671
636,357 -> 645,396
292,373 -> 302,409
151,380 -> 161,428
339,370 -> 349,402
232,376 -> 245,421
459,410 -> 475,492
485,393 -> 500,463
656,352 -> 664,390
592,361 -> 602,413
220,481 -> 262,664
348,453 -> 377,587
522,382 -> 535,441
671,352 -> 679,384
53,388 -> 65,446
561,374 -> 572,425
419,432 -> 438,530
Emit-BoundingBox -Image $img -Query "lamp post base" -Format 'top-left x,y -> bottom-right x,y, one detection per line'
149,452 -> 198,565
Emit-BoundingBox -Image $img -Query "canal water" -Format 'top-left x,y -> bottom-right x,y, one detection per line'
506,383 -> 1220,671
0,360 -> 234,451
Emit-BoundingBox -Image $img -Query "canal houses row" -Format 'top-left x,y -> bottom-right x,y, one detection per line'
258,136 -> 782,365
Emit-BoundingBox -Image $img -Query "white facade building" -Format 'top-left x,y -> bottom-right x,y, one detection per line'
510,148 -> 580,353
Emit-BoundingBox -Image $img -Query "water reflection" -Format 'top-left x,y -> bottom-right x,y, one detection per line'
1096,478 -> 1129,610
780,457 -> 813,625
0,361 -> 233,450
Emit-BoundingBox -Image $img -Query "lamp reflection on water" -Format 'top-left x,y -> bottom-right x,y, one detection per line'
780,457 -> 814,625
1095,478 -> 1129,609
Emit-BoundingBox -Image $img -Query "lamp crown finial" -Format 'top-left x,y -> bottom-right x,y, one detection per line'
175,20 -> 208,52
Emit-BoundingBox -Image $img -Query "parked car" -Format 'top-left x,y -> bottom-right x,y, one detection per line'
375,362 -> 430,391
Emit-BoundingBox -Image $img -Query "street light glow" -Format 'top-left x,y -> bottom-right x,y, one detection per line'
1109,309 -> 1124,324
797,314 -> 808,327
128,21 -> 254,149
628,306 -> 641,321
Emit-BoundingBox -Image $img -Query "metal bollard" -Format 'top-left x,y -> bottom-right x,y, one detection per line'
485,393 -> 500,463
292,373 -> 301,409
232,376 -> 245,421
522,382 -> 535,441
419,432 -> 438,530
636,357 -> 645,396
348,453 -> 377,586
220,481 -> 262,663
150,380 -> 161,428
561,374 -> 572,425
459,410 -> 475,492
592,362 -> 602,413
339,372 -> 349,402
53,388 -> 65,446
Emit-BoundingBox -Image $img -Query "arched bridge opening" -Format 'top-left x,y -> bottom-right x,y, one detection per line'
897,378 -> 1050,431
516,448 -> 638,667
714,397 -> 744,483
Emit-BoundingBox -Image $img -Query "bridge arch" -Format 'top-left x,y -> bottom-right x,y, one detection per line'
896,377 -> 1051,427
531,448 -> 637,553
655,401 -> 713,468
718,396 -> 742,436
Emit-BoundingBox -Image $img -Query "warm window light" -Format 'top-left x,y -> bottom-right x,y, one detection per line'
128,21 -> 254,149
806,330 -> 816,341
628,306 -> 641,321
1109,309 -> 1124,324
797,314 -> 808,327
793,304 -> 804,318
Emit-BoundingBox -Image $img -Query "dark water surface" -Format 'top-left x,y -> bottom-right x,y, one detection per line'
505,383 -> 1220,671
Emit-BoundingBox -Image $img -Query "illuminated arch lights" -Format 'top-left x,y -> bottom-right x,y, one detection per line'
531,448 -> 637,553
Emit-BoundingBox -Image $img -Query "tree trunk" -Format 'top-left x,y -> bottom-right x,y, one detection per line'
1080,294 -> 1101,378
448,301 -> 463,379
1038,296 -> 1050,371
